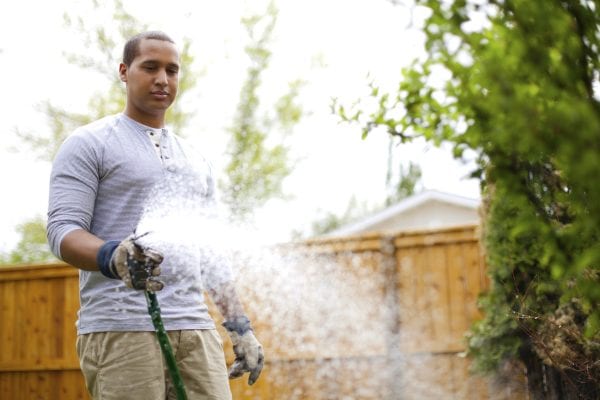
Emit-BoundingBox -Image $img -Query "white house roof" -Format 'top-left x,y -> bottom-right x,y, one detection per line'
325,189 -> 481,237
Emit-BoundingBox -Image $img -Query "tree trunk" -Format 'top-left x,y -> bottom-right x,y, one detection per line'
521,347 -> 599,400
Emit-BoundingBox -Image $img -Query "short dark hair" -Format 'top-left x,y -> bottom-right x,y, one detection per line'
122,31 -> 175,66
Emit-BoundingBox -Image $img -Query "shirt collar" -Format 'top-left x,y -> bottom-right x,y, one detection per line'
120,113 -> 169,137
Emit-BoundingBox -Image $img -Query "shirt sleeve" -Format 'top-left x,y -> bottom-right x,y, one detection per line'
46,132 -> 101,259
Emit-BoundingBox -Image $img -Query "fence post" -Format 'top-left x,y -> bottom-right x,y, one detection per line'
381,235 -> 403,398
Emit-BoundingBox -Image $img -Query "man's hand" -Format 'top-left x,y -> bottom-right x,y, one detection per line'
97,234 -> 164,291
223,317 -> 264,385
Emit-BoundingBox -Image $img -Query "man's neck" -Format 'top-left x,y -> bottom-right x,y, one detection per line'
123,109 -> 165,129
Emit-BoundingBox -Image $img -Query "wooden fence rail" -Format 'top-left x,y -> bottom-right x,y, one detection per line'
0,225 -> 528,399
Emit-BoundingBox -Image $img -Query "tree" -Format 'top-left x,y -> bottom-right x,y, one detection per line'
4,0 -> 301,263
309,160 -> 422,237
17,0 -> 197,162
385,157 -> 423,206
2,0 -> 199,265
336,0 -> 600,397
0,217 -> 56,265
219,1 -> 303,222
309,196 -> 370,236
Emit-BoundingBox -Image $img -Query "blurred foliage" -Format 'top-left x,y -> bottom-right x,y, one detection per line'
17,0 -> 197,162
335,0 -> 600,394
385,158 -> 423,207
219,1 -> 303,222
5,0 -> 301,263
3,0 -> 199,265
309,161 -> 422,237
0,217 -> 56,265
309,196 -> 371,237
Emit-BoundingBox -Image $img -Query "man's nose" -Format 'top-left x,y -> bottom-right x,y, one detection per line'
155,69 -> 168,85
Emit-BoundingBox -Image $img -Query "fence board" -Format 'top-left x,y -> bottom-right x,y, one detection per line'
0,370 -> 89,400
446,242 -> 469,349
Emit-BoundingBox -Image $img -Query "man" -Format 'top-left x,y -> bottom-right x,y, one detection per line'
47,31 -> 263,400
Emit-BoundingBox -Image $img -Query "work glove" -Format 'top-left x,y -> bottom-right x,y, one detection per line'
97,234 -> 164,291
223,316 -> 264,385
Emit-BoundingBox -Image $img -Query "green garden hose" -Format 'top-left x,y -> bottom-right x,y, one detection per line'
128,233 -> 187,399
145,290 -> 188,400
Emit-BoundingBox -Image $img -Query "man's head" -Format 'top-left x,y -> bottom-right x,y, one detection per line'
119,31 -> 180,128
122,31 -> 175,66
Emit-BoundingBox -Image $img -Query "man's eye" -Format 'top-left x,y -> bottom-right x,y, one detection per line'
168,69 -> 178,75
144,66 -> 156,71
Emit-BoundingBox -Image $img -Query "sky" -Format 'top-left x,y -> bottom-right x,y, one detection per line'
0,0 -> 480,251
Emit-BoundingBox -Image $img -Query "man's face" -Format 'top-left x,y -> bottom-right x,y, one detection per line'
119,39 -> 180,124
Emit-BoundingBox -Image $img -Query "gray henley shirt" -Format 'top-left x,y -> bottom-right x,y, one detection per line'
47,113 -> 232,334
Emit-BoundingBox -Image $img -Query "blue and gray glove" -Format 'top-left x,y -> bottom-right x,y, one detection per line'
223,316 -> 264,385
97,234 -> 164,291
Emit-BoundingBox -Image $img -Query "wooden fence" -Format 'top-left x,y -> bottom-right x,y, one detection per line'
0,225 -> 528,399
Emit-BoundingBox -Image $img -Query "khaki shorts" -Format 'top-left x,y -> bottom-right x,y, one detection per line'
76,330 -> 232,400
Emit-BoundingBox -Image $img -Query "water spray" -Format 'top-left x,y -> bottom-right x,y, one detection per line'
132,165 -> 398,398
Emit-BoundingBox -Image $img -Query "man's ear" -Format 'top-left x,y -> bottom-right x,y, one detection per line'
119,63 -> 127,83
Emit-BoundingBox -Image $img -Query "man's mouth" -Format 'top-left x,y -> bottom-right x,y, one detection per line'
151,91 -> 169,97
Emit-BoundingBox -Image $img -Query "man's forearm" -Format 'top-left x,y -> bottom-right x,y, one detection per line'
208,282 -> 247,321
60,229 -> 105,271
